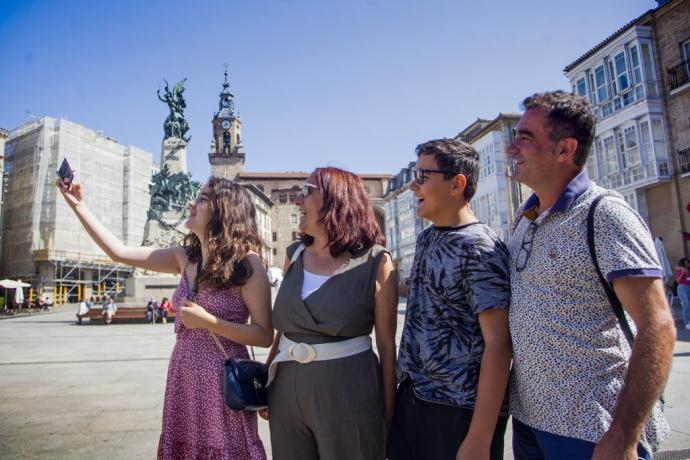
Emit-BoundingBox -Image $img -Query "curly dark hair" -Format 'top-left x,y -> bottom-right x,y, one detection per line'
301,167 -> 383,257
183,177 -> 265,290
521,90 -> 596,167
415,139 -> 480,201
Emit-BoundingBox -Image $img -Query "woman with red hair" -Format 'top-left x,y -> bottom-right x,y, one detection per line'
266,167 -> 398,460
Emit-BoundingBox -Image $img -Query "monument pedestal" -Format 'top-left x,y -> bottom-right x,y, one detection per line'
161,138 -> 188,174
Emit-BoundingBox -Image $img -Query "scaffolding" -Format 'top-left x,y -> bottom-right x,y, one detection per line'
1,117 -> 153,303
33,249 -> 133,304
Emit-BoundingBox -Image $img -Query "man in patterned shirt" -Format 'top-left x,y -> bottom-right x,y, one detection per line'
506,91 -> 675,459
389,139 -> 512,460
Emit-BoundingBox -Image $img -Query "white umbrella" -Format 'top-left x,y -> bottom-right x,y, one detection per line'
0,279 -> 31,289
14,285 -> 24,305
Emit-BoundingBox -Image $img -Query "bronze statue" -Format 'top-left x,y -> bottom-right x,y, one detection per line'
157,79 -> 191,142
147,165 -> 200,227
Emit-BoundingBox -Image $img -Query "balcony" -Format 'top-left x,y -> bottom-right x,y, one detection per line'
679,147 -> 690,175
600,160 -> 672,190
667,59 -> 690,94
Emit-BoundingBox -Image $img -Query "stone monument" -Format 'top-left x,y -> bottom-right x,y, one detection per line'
126,78 -> 200,302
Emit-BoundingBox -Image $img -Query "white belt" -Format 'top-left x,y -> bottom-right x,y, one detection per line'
267,334 -> 372,386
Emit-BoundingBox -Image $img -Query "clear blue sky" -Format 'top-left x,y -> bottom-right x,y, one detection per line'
0,0 -> 656,180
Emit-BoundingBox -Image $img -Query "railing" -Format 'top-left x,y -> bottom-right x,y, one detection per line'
679,147 -> 690,175
667,59 -> 690,92
600,160 -> 672,189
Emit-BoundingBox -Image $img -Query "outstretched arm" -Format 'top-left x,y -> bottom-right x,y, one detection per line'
592,277 -> 675,460
58,181 -> 184,274
374,253 -> 398,425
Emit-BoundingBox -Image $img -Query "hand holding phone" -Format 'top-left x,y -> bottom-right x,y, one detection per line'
56,158 -> 74,190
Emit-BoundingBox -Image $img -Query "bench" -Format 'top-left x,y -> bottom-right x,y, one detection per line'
84,307 -> 176,324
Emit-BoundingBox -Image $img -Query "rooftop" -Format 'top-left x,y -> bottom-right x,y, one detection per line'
563,8 -> 656,72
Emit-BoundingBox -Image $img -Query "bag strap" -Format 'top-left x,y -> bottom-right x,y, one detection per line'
586,194 -> 635,345
192,254 -> 256,361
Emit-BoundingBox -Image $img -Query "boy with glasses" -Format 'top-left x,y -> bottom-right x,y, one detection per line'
389,139 -> 511,460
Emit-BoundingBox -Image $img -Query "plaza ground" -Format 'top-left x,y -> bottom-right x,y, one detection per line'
0,302 -> 689,459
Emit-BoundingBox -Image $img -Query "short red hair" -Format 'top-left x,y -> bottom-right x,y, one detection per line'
301,167 -> 383,257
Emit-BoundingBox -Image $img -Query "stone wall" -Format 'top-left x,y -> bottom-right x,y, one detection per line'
653,0 -> 690,261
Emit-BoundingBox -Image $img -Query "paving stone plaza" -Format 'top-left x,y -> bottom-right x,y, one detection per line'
0,302 -> 689,459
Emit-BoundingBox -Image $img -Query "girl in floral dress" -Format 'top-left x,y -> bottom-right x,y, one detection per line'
59,177 -> 273,459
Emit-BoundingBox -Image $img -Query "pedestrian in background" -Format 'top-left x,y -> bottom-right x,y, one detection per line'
76,296 -> 91,324
675,258 -> 690,330
159,297 -> 172,324
102,296 -> 117,325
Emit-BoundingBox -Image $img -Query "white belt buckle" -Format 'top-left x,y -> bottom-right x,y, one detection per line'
288,342 -> 317,364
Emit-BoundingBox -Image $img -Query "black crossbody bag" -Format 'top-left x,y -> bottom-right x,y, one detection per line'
586,194 -> 664,406
189,257 -> 268,411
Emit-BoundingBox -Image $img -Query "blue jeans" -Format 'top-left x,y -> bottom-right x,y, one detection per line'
678,283 -> 690,324
512,418 -> 651,460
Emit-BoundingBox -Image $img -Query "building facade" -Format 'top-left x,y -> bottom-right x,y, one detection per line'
653,0 -> 690,263
563,0 -> 690,263
1,117 -> 154,301
382,163 -> 426,293
0,127 -> 8,267
206,73 -> 389,268
455,114 -> 529,241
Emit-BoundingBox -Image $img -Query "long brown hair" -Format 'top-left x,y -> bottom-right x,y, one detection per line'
183,177 -> 264,289
301,167 -> 383,257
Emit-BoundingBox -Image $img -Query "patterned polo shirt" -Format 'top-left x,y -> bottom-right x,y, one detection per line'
397,222 -> 511,412
508,169 -> 669,451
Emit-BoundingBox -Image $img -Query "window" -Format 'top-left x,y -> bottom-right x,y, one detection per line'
614,52 -> 629,92
616,131 -> 626,169
279,193 -> 287,204
289,193 -> 296,202
601,102 -> 613,118
586,147 -> 599,181
603,136 -> 617,174
272,248 -> 277,256
630,46 -> 642,85
640,121 -> 652,163
272,232 -> 277,242
595,65 -> 608,102
624,126 -> 639,166
479,145 -> 495,179
651,119 -> 667,159
291,231 -> 298,240
576,78 -> 587,97
622,90 -> 635,107
641,43 -> 657,97
290,214 -> 297,224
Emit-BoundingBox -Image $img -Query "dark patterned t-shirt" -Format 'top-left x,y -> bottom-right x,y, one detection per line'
397,222 -> 510,412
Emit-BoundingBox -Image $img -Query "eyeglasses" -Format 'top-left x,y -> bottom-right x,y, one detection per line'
302,183 -> 319,197
515,220 -> 539,272
413,167 -> 459,185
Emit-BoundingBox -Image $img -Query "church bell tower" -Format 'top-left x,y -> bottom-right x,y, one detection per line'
209,69 -> 245,180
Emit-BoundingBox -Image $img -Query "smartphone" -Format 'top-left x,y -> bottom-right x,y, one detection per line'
56,158 -> 74,190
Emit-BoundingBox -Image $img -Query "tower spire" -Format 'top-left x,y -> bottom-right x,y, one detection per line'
217,66 -> 236,116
